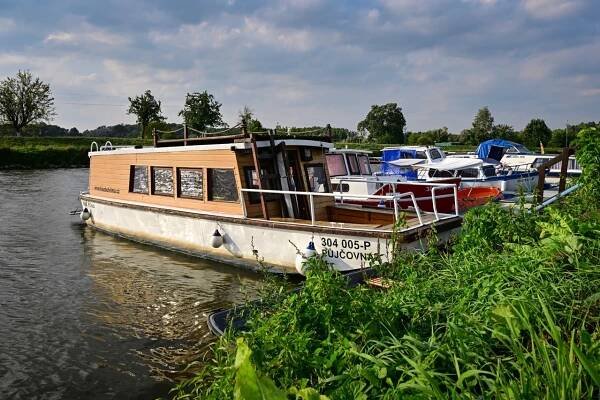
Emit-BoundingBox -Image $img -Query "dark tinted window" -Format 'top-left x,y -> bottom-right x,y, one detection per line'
209,169 -> 238,201
483,166 -> 497,177
457,168 -> 479,178
347,154 -> 360,175
358,155 -> 371,175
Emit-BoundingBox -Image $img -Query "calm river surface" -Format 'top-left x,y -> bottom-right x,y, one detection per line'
0,169 -> 262,399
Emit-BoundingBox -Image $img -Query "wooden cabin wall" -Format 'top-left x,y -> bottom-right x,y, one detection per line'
89,149 -> 245,215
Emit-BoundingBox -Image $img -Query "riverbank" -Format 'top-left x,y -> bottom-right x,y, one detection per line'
0,137 -> 148,169
173,128 -> 599,399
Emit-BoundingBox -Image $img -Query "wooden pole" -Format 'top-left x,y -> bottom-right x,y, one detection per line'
537,165 -> 546,204
250,134 -> 269,220
558,147 -> 571,193
326,123 -> 332,141
152,128 -> 158,147
183,123 -> 188,146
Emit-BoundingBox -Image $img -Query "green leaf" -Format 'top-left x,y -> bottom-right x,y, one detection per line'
234,338 -> 287,400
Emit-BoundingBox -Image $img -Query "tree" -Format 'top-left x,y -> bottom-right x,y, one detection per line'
492,124 -> 516,141
179,91 -> 226,131
127,90 -> 165,139
0,70 -> 56,136
68,127 -> 79,136
238,105 -> 263,132
523,118 -> 552,148
357,103 -> 406,144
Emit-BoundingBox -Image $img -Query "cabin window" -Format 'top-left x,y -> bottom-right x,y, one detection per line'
331,183 -> 350,193
415,151 -> 427,159
130,165 -> 149,194
177,168 -> 203,199
208,169 -> 239,202
428,169 -> 454,178
482,166 -> 497,177
305,164 -> 329,193
152,167 -> 174,196
326,154 -> 347,176
347,154 -> 361,175
429,149 -> 443,160
357,155 -> 371,175
457,168 -> 479,178
244,166 -> 277,204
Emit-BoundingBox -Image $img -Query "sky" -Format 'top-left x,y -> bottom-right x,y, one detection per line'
0,0 -> 598,132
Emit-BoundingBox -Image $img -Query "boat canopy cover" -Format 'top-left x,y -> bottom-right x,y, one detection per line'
476,139 -> 531,161
415,158 -> 483,171
381,148 -> 424,177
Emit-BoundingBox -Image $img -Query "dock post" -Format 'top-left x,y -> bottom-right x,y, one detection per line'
537,165 -> 546,204
152,128 -> 158,147
558,147 -> 570,193
326,124 -> 332,141
183,123 -> 188,146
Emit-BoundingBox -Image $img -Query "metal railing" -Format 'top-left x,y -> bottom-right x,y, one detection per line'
335,178 -> 460,220
240,188 -> 426,230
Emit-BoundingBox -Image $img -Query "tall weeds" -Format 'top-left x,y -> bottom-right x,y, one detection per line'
174,128 -> 600,399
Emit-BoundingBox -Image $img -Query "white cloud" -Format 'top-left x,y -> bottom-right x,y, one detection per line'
522,0 -> 583,19
581,88 -> 600,96
0,17 -> 16,33
150,17 -> 318,52
44,22 -> 130,46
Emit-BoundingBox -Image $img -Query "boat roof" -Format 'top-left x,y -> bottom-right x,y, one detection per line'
89,138 -> 333,157
382,145 -> 432,151
388,159 -> 425,167
415,158 -> 483,171
329,148 -> 372,155
476,139 -> 532,159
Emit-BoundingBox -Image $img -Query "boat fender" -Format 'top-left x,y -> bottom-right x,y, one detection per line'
80,208 -> 91,221
211,230 -> 224,248
295,241 -> 317,275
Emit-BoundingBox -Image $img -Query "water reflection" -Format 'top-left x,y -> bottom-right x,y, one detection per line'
0,169 -> 261,400
81,227 -> 260,381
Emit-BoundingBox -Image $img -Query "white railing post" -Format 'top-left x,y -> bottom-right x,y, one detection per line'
431,187 -> 440,220
309,193 -> 315,226
453,185 -> 459,216
409,192 -> 423,226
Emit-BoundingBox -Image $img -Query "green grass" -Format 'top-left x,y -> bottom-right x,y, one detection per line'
0,136 -> 151,168
174,128 -> 600,399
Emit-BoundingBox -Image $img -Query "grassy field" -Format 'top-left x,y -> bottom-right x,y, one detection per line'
174,128 -> 599,399
0,137 -> 149,168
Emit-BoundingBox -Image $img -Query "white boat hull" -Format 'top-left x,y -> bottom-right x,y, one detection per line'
459,172 -> 539,193
80,196 -> 408,274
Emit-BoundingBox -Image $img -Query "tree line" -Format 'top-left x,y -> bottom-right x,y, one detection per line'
0,70 -> 595,149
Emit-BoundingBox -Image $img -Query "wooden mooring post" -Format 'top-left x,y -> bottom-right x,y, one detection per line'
536,147 -> 574,203
183,123 -> 188,146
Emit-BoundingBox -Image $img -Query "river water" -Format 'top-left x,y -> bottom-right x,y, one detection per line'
0,169 -> 262,399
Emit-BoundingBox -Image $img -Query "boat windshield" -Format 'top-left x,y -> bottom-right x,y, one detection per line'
457,168 -> 479,178
429,148 -> 444,161
482,166 -> 497,177
348,154 -> 361,175
357,155 -> 371,175
326,154 -> 348,177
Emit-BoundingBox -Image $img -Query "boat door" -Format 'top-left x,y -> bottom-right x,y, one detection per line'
287,150 -> 310,220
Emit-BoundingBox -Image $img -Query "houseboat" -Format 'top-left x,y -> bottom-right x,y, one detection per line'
80,127 -> 462,275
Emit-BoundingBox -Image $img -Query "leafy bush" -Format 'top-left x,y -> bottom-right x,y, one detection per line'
174,128 -> 600,399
